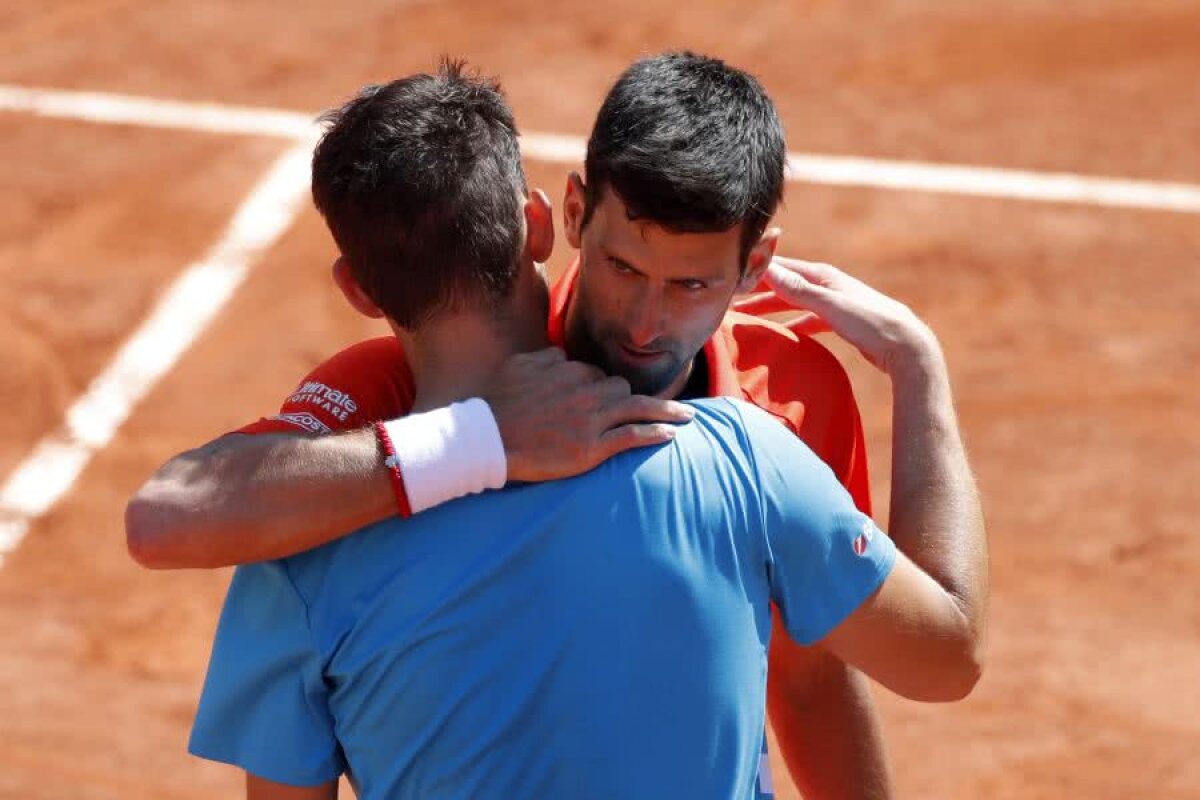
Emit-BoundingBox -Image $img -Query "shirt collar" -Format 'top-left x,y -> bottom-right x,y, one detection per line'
548,257 -> 742,400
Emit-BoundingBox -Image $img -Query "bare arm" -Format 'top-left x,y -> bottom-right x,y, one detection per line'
126,429 -> 392,569
767,628 -> 893,799
765,257 -> 988,699
246,774 -> 337,800
126,348 -> 692,569
823,340 -> 985,700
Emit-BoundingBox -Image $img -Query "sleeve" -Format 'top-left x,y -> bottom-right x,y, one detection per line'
733,401 -> 897,645
232,337 -> 416,436
188,562 -> 345,785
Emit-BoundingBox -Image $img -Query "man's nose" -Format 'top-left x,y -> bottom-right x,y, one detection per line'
624,289 -> 665,349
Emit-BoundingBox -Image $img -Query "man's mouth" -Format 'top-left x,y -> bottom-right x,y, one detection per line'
617,343 -> 668,366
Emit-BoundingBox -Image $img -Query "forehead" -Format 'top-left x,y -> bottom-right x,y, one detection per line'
588,188 -> 743,279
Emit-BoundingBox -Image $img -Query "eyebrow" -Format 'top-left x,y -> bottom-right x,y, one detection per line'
602,247 -> 730,285
602,248 -> 646,277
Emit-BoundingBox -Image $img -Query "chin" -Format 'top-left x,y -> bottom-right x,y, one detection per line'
623,366 -> 682,397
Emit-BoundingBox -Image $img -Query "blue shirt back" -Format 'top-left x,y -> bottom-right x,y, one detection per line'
190,398 -> 895,799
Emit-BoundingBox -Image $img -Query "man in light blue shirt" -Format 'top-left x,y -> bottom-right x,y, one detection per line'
187,63 -> 986,799
191,398 -> 895,799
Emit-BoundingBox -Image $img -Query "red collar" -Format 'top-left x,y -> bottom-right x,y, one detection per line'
548,258 -> 742,400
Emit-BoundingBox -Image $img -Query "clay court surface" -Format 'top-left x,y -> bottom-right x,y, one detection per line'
2,1 -> 1198,797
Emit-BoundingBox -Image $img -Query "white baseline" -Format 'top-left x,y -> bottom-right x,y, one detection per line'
3,84 -> 1200,213
0,139 -> 316,564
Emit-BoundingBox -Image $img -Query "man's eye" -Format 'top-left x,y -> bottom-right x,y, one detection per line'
610,259 -> 635,274
677,279 -> 707,291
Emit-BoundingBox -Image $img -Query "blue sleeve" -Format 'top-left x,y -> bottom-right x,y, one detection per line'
188,561 -> 344,785
730,400 -> 897,645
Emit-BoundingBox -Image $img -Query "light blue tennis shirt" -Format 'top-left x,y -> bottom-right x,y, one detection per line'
190,398 -> 896,799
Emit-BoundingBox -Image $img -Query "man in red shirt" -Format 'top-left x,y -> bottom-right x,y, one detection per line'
129,53 -> 986,799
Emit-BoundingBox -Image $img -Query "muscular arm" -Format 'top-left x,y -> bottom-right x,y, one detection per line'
127,347 -> 691,569
766,257 -> 987,701
246,774 -> 337,800
884,336 -> 987,655
767,329 -> 988,795
126,429 -> 392,569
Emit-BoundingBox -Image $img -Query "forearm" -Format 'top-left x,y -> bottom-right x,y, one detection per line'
886,336 -> 988,646
767,622 -> 892,800
127,430 -> 395,569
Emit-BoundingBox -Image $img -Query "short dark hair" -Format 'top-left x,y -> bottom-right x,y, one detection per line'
583,52 -> 785,270
312,60 -> 528,329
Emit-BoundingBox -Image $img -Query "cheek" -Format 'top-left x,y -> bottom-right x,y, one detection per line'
574,278 -> 620,338
579,274 -> 628,325
671,294 -> 731,344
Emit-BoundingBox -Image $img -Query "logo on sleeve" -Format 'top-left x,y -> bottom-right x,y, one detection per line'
272,412 -> 332,434
286,381 -> 359,422
852,519 -> 875,557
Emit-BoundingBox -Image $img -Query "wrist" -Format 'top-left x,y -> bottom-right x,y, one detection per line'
886,324 -> 945,386
380,399 -> 507,515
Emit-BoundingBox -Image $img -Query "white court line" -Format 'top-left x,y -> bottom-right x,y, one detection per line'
0,139 -> 316,565
3,84 -> 1200,213
0,84 -> 313,138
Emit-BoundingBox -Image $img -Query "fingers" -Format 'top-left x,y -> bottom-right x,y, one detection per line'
784,312 -> 831,337
515,346 -> 567,366
732,288 -> 831,337
730,291 -> 795,316
739,274 -> 773,296
595,422 -> 679,461
603,393 -> 695,425
593,374 -> 632,402
764,261 -> 819,297
771,257 -> 841,286
544,358 -> 607,386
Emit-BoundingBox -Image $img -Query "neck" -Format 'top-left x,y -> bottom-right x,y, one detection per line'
395,310 -> 545,412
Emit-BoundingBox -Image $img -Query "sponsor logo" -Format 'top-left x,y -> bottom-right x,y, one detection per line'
273,412 -> 332,434
853,519 -> 875,557
286,381 -> 359,422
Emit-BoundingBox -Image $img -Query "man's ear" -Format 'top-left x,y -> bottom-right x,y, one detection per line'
737,226 -> 781,293
562,172 -> 587,250
524,188 -> 555,264
331,257 -> 385,319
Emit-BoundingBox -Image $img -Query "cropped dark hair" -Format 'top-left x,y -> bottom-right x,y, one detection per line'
583,52 -> 785,270
312,60 -> 527,329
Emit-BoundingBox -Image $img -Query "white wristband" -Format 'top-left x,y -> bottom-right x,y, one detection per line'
381,398 -> 507,514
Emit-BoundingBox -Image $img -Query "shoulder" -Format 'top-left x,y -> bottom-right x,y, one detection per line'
720,311 -> 855,400
236,337 -> 415,435
718,311 -> 861,452
302,336 -> 411,388
683,396 -> 789,439
672,398 -> 808,478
